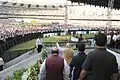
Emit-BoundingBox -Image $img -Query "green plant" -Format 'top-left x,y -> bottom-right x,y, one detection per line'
41,45 -> 47,62
6,68 -> 26,80
27,63 -> 39,80
6,45 -> 47,80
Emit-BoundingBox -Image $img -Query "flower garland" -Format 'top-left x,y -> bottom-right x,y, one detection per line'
21,45 -> 47,80
41,45 -> 48,62
6,45 -> 47,80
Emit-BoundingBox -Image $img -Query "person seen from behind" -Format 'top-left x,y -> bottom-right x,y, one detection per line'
79,33 -> 119,80
56,42 -> 74,58
39,47 -> 70,80
70,43 -> 86,80
63,46 -> 74,64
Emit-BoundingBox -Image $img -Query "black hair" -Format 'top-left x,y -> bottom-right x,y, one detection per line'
78,43 -> 85,52
80,34 -> 82,36
52,49 -> 59,54
94,33 -> 107,46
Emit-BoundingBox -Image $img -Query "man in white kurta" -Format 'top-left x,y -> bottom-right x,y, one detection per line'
36,38 -> 42,53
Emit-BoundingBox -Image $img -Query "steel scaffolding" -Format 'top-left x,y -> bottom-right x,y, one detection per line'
64,0 -> 68,24
107,0 -> 115,28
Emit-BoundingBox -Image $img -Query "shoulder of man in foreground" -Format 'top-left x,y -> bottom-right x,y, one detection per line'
86,50 -> 95,56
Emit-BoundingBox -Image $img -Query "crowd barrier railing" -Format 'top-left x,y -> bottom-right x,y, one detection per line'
0,29 -> 99,62
0,32 -> 42,62
0,49 -> 41,79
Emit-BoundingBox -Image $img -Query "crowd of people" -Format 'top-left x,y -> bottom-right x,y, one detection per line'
0,21 -> 120,43
0,4 -> 120,80
39,33 -> 119,80
0,20 -> 120,79
0,21 -> 120,54
0,22 -> 95,45
107,32 -> 120,49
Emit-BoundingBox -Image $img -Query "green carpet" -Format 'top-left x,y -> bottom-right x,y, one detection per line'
8,35 -> 70,51
76,33 -> 95,39
8,34 -> 95,52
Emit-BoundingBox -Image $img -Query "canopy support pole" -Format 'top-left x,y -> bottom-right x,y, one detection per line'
64,0 -> 68,24
106,0 -> 114,28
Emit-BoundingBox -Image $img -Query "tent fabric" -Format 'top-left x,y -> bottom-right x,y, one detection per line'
69,0 -> 120,9
0,0 -> 67,8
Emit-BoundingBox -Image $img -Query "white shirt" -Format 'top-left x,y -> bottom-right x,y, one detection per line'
56,43 -> 64,57
39,59 -> 70,80
113,35 -> 117,41
0,57 -> 4,66
36,38 -> 42,48
107,35 -> 111,44
116,35 -> 120,40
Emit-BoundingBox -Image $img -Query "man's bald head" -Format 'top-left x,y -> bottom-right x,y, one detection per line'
51,47 -> 59,55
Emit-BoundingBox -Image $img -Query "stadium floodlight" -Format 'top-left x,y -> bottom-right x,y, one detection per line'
2,2 -> 8,5
20,4 -> 24,7
12,3 -> 17,6
28,4 -> 31,8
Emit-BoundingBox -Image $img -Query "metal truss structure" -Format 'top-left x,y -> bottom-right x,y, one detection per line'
106,0 -> 115,28
64,0 -> 68,24
0,1 -> 67,20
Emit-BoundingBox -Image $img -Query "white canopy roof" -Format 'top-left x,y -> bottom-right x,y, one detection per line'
0,0 -> 66,5
0,0 -> 68,9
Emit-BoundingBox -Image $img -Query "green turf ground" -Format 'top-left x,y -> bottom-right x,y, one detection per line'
75,33 -> 95,39
8,35 -> 70,51
8,34 -> 95,51
83,33 -> 95,38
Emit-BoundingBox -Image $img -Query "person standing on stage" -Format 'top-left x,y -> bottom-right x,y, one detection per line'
36,38 -> 42,53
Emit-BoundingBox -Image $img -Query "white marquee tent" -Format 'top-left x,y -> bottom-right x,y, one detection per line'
0,0 -> 120,27
0,0 -> 68,8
